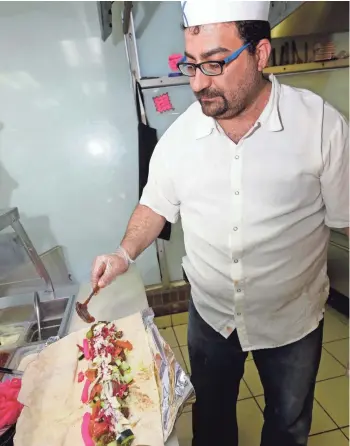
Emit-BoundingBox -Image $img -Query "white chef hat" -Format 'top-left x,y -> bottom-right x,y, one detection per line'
181,1 -> 270,28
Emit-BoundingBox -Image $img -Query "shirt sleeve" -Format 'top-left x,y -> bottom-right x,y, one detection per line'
140,138 -> 180,224
320,107 -> 349,229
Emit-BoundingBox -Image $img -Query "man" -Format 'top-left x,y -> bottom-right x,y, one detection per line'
91,1 -> 349,445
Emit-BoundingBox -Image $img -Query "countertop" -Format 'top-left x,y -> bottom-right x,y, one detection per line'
67,265 -> 180,446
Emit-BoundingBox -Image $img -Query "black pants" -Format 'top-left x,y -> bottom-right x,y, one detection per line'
188,299 -> 323,446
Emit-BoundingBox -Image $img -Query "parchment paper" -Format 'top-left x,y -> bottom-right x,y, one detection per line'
14,313 -> 163,446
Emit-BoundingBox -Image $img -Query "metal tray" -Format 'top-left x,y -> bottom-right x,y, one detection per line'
0,322 -> 31,351
3,342 -> 47,382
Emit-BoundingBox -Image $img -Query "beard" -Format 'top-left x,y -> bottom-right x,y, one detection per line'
195,70 -> 262,119
195,89 -> 230,117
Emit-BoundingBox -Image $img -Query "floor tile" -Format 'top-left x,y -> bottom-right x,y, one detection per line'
315,376 -> 349,427
323,310 -> 349,343
180,346 -> 191,374
174,324 -> 188,346
326,306 -> 349,326
238,380 -> 252,400
237,398 -> 264,446
317,348 -> 346,381
172,312 -> 189,326
324,339 -> 349,368
309,400 -> 338,435
244,360 -> 264,396
176,411 -> 192,445
159,327 -> 178,348
155,315 -> 172,329
341,426 -> 349,439
255,397 -> 337,435
173,346 -> 188,374
308,430 -> 349,446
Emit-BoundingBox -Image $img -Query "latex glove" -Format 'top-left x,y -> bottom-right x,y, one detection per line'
91,247 -> 133,289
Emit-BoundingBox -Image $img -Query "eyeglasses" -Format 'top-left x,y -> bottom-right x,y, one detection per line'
177,43 -> 250,77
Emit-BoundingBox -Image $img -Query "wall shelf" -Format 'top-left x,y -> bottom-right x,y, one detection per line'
264,59 -> 349,76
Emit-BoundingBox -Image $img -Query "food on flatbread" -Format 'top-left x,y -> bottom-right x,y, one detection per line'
78,322 -> 138,446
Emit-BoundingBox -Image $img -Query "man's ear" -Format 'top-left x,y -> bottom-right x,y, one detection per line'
255,39 -> 272,72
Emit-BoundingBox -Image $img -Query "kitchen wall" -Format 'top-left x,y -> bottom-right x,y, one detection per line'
0,1 -> 161,286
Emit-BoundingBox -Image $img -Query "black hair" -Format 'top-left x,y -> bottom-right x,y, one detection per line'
181,20 -> 271,54
235,21 -> 271,54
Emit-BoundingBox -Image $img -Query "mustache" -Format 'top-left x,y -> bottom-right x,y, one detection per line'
195,88 -> 225,100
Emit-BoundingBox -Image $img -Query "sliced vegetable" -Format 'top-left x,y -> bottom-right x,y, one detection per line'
86,329 -> 93,339
77,344 -> 84,353
77,371 -> 85,383
117,429 -> 135,446
121,362 -> 130,372
83,338 -> 91,360
115,340 -> 133,351
78,353 -> 85,361
92,420 -> 109,439
123,373 -> 133,385
89,383 -> 102,402
81,380 -> 90,404
81,412 -> 94,446
85,369 -> 97,382
91,400 -> 101,421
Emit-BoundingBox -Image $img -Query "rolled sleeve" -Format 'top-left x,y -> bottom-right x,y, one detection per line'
320,110 -> 349,228
140,139 -> 180,224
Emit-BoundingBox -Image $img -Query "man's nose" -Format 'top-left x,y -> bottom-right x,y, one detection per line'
191,68 -> 211,93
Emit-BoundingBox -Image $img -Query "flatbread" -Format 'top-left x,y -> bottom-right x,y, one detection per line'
14,313 -> 164,446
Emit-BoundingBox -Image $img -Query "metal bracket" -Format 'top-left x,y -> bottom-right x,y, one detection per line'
269,1 -> 304,29
156,239 -> 170,290
124,9 -> 141,86
122,2 -> 133,35
97,1 -> 113,42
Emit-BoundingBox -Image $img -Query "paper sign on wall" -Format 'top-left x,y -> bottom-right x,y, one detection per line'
168,53 -> 183,72
153,93 -> 174,113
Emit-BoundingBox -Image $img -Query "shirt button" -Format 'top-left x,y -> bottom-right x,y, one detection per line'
235,155 -> 240,160
235,191 -> 240,195
237,289 -> 241,292
233,227 -> 238,231
234,259 -> 239,263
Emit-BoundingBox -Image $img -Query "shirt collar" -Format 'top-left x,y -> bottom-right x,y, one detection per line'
195,74 -> 283,140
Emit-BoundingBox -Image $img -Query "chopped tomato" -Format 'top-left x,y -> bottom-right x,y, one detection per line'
77,371 -> 85,383
105,345 -> 116,356
91,400 -> 101,421
85,369 -> 97,382
92,420 -> 109,439
115,340 -> 133,351
112,381 -> 129,399
89,383 -> 102,402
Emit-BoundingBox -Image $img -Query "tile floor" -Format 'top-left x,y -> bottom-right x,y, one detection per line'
156,306 -> 349,446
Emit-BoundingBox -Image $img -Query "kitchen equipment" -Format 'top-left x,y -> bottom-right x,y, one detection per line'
304,42 -> 308,63
292,40 -> 303,64
33,292 -> 42,341
75,286 -> 99,323
0,367 -> 23,376
271,48 -> 276,67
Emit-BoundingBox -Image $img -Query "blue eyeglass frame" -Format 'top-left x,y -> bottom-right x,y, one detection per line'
177,42 -> 251,76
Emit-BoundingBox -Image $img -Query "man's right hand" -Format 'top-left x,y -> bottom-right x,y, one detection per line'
91,251 -> 129,290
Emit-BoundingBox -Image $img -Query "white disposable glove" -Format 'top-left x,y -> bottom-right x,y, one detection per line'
91,247 -> 134,289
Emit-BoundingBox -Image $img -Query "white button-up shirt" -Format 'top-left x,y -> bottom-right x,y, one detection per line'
140,75 -> 349,351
